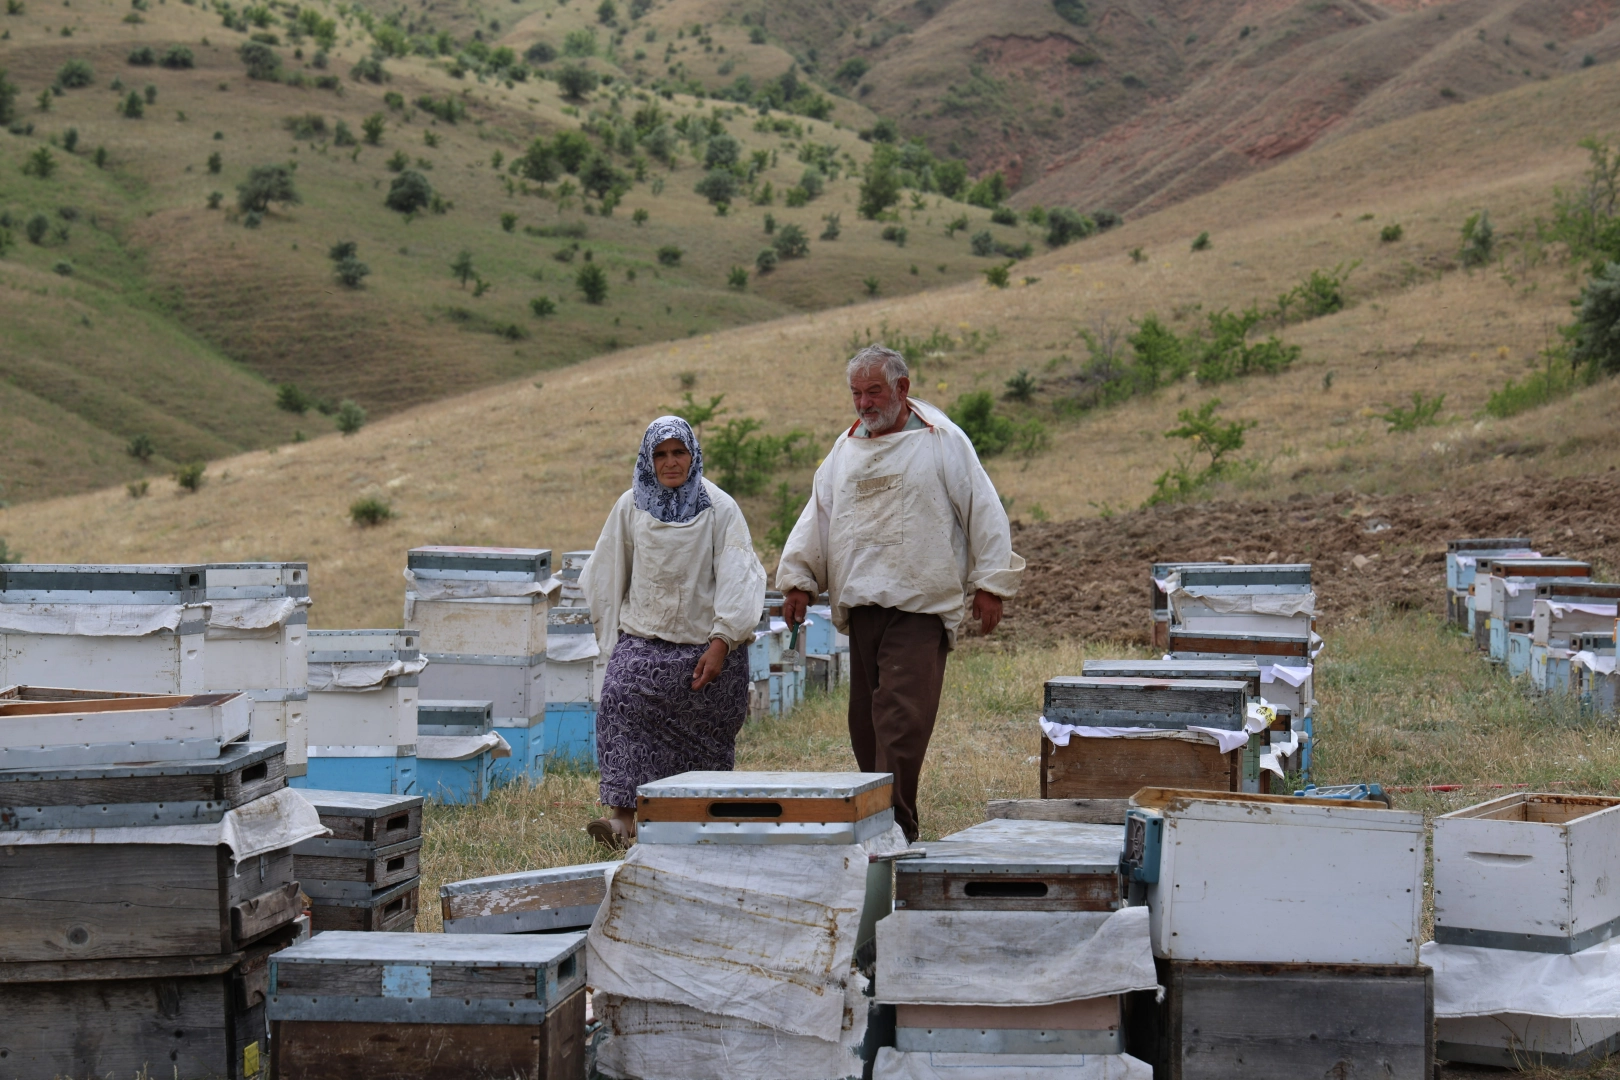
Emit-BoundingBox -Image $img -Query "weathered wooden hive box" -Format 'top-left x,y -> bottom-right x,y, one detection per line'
292,789 -> 425,933
1081,659 -> 1262,696
1044,677 -> 1248,730
0,685 -> 251,769
635,770 -> 894,846
0,564 -> 209,694
1121,788 -> 1424,965
268,930 -> 588,1080
203,562 -> 311,777
1167,563 -> 1315,636
441,862 -> 614,935
1434,793 -> 1620,952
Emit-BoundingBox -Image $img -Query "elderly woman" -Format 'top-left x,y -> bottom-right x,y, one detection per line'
581,416 -> 766,848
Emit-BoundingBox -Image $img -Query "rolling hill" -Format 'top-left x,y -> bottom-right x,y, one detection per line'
1,51 -> 1616,628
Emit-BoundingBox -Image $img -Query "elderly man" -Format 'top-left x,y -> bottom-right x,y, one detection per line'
777,344 -> 1023,841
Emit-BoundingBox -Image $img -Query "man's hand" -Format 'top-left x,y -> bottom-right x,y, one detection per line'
692,639 -> 729,690
972,590 -> 1004,635
782,588 -> 812,628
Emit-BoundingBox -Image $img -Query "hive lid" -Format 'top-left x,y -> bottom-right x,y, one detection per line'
1174,564 -> 1313,589
900,839 -> 1121,876
407,546 -> 552,581
1082,659 -> 1263,683
637,770 -> 892,799
273,929 -> 584,966
1448,538 -> 1534,552
0,564 -> 207,604
440,861 -> 615,897
294,788 -> 425,816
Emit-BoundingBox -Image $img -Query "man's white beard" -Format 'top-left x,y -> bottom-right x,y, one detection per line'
858,399 -> 903,433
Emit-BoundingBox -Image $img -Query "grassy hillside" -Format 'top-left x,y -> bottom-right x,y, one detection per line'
2,51 -> 1617,625
1,0 -> 1040,500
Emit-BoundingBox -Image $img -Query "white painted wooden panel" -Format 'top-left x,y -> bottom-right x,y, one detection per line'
1533,600 -> 1617,646
1433,810 -> 1572,939
1567,805 -> 1620,940
1149,797 -> 1424,964
0,631 -> 205,695
418,660 -> 544,722
411,596 -> 546,658
546,660 -> 595,704
1258,678 -> 1310,717
0,691 -> 250,749
1174,610 -> 1313,636
204,622 -> 306,692
306,684 -> 416,747
1439,1014 -> 1620,1060
248,696 -> 307,770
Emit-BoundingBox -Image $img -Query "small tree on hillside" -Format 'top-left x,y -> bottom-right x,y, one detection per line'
576,261 -> 608,304
450,249 -> 476,288
238,41 -> 281,80
1572,261 -> 1620,375
361,112 -> 385,145
385,170 -> 432,213
237,165 -> 300,213
556,62 -> 598,101
0,69 -> 18,127
335,400 -> 366,435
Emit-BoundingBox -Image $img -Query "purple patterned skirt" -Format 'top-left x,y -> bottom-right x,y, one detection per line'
596,633 -> 751,808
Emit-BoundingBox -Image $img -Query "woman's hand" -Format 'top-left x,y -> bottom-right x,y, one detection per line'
691,638 -> 729,690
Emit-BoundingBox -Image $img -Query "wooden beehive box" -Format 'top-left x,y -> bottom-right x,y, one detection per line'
305,630 -> 420,748
1532,582 -> 1620,646
1082,659 -> 1262,696
1433,793 -> 1620,953
0,739 -> 285,831
1150,562 -> 1226,646
0,920 -> 300,1080
308,877 -> 420,934
406,546 -> 552,661
416,699 -> 494,736
1447,538 -> 1535,591
0,564 -> 211,694
441,862 -> 613,935
895,996 -> 1124,1057
635,770 -> 894,845
268,930 -> 587,1080
295,789 -> 424,845
1123,788 -> 1424,965
1166,628 -> 1311,664
1481,561 -> 1594,621
1438,1012 -> 1620,1069
1044,677 -> 1249,730
896,839 -> 1121,913
1168,563 -> 1315,635
0,686 -> 252,769
202,562 -> 310,693
1126,958 -> 1433,1080
1042,730 -> 1241,803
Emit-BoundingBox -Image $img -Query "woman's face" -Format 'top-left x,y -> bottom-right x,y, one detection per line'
652,437 -> 694,488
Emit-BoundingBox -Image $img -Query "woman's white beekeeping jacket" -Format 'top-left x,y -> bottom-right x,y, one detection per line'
775,398 -> 1023,646
582,478 -> 767,656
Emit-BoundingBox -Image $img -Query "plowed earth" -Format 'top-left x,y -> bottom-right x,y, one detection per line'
1002,472 -> 1620,645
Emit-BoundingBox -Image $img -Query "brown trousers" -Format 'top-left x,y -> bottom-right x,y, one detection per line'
846,606 -> 950,842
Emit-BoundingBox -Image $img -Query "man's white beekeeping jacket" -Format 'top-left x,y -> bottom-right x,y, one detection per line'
775,397 -> 1023,645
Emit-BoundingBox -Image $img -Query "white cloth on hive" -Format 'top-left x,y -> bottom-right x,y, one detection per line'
1039,716 -> 1251,755
1260,663 -> 1312,687
1168,587 -> 1316,620
875,906 -> 1157,1006
402,568 -> 562,602
1574,651 -> 1616,676
0,787 -> 327,861
417,731 -> 511,760
204,596 -> 310,638
0,603 -> 206,637
1549,602 -> 1619,618
594,980 -> 868,1080
1422,938 -> 1620,1019
1454,552 -> 1539,569
874,1049 -> 1152,1080
307,655 -> 429,692
587,824 -> 907,1041
545,632 -> 600,663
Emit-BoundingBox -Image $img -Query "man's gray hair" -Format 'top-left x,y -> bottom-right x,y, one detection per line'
846,344 -> 909,387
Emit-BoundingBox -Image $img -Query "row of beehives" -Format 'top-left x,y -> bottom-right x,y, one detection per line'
1446,537 -> 1618,708
750,590 -> 850,718
425,772 -> 1620,1077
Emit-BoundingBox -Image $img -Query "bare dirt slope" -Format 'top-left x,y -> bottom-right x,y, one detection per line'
1005,472 -> 1620,645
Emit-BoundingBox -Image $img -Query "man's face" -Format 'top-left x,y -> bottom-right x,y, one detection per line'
850,368 -> 910,433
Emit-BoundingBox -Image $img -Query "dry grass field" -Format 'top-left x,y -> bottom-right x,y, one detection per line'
3,52 -> 1618,626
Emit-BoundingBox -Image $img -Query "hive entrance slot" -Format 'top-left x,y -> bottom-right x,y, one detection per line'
963,880 -> 1049,898
707,801 -> 784,819
385,814 -> 410,832
241,762 -> 268,783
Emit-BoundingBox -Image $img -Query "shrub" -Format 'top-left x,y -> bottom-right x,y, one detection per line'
385,170 -> 433,213
880,224 -> 907,247
284,112 -> 327,140
984,262 -> 1012,288
333,120 -> 356,146
127,479 -> 149,498
1146,399 -> 1254,505
335,400 -> 366,434
450,249 -> 476,287
948,391 -> 1015,456
530,295 -> 556,316
237,164 -> 300,213
863,275 -> 880,297
361,113 -> 385,145
525,41 -> 556,64
174,461 -> 206,492
1485,358 -> 1579,418
970,230 -> 994,256
563,27 -> 596,57
386,150 -> 408,172
820,212 -> 841,241
334,255 -> 369,287
143,84 -> 156,105
276,383 -> 311,413
632,207 -> 649,226
62,126 -> 77,153
121,90 -> 144,118
1190,231 -> 1212,251
990,205 -> 1018,226
799,168 -> 824,199
349,495 -> 394,525
694,168 -> 739,205
129,45 -> 156,65
1460,210 -> 1493,267
500,212 -> 517,233
161,44 -> 195,69
657,244 -> 682,265
238,41 -> 280,79
25,213 -> 47,244
22,145 -> 54,177
755,247 -> 778,273
1004,370 -> 1037,402
243,210 -> 263,228
52,260 -> 72,275
57,58 -> 93,87
207,150 -> 222,174
576,261 -> 608,303
1046,207 -> 1096,247
1380,223 -> 1403,243
964,172 -> 1008,208
1053,0 -> 1088,26
1376,391 -> 1445,432
1572,261 -> 1620,375
127,432 -> 155,460
206,190 -> 223,209
351,54 -> 386,83
704,132 -> 740,170
773,223 -> 809,259
858,145 -> 902,219
556,62 -> 598,100
727,265 -> 748,290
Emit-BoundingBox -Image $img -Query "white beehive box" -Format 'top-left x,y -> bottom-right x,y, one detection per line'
556,550 -> 592,608
1447,538 -> 1536,591
202,562 -> 310,692
405,547 -> 551,661
1168,563 -> 1315,636
636,771 -> 894,845
247,688 -> 308,774
0,685 -> 251,768
1438,1014 -> 1620,1069
305,630 -> 419,749
1532,583 -> 1620,647
0,564 -> 209,695
1481,561 -> 1593,621
544,606 -> 598,705
1434,793 -> 1620,952
1126,788 -> 1424,964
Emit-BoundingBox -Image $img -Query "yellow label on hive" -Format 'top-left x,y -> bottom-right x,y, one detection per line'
243,1040 -> 261,1077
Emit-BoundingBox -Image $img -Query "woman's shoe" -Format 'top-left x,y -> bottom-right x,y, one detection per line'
585,816 -> 632,850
